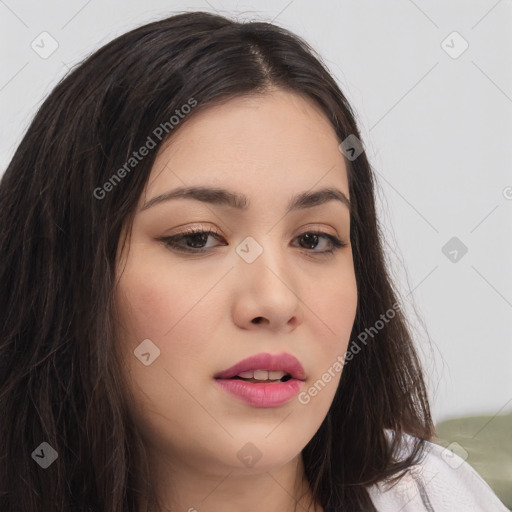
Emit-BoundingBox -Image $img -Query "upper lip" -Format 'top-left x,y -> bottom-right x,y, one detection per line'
214,352 -> 306,380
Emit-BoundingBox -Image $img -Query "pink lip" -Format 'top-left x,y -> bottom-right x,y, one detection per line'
213,352 -> 306,408
215,378 -> 304,407
214,352 -> 306,380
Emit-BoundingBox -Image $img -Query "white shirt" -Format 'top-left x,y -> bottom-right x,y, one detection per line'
368,434 -> 509,511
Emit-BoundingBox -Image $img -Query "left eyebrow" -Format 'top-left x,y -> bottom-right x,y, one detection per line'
140,186 -> 351,213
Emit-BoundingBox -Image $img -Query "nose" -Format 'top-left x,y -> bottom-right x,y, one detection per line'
231,238 -> 304,333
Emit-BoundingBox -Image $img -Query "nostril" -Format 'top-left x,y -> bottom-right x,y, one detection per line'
252,317 -> 264,324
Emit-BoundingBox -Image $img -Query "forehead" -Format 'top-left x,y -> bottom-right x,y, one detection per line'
144,89 -> 349,202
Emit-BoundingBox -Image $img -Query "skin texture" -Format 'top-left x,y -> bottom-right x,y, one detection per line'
115,88 -> 358,512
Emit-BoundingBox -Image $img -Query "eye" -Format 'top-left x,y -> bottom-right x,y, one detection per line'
158,226 -> 225,254
158,227 -> 346,255
294,232 -> 346,255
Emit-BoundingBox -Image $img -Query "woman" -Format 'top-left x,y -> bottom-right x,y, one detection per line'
0,10 -> 507,512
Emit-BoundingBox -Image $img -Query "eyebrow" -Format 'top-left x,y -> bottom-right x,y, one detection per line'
140,185 -> 351,213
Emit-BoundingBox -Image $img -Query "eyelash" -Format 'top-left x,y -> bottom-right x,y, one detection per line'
158,226 -> 346,256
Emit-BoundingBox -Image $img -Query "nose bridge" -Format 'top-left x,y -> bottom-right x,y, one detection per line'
231,231 -> 304,330
235,232 -> 287,282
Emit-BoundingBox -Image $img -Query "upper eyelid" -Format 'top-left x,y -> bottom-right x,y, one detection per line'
170,223 -> 341,237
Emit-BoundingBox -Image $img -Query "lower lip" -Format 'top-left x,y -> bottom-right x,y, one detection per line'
214,378 -> 304,408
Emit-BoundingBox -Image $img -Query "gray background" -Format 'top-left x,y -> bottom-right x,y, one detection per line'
1,0 -> 511,425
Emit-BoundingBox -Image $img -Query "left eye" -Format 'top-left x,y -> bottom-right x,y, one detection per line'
295,232 -> 344,252
159,228 -> 345,255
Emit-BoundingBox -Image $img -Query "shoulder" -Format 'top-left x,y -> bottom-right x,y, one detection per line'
367,432 -> 509,512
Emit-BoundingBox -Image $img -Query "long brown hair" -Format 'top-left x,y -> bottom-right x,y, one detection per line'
0,11 -> 434,512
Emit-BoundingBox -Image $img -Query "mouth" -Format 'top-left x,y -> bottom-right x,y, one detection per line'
214,352 -> 306,382
213,354 -> 306,408
228,370 -> 294,383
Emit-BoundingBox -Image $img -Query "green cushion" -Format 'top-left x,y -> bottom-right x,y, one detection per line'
434,412 -> 512,509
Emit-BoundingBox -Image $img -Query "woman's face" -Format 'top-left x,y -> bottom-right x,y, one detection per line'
115,89 -> 358,480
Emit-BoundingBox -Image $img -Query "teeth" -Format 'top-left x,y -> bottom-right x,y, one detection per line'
236,370 -> 287,380
254,370 -> 269,380
237,371 -> 255,378
268,370 -> 287,380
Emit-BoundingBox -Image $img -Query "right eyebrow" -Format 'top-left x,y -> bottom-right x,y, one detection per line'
140,186 -> 248,211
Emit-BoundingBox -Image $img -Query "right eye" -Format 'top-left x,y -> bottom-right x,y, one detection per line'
158,226 -> 226,253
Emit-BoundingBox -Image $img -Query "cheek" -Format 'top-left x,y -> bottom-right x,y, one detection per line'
303,267 -> 358,347
299,265 -> 357,406
117,249 -> 199,341
299,278 -> 356,412
115,259 -> 211,427
115,248 -> 228,374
